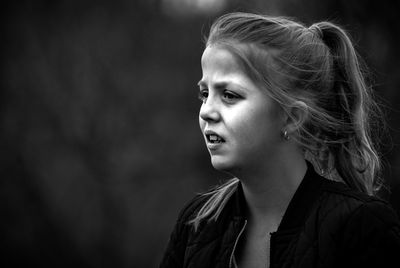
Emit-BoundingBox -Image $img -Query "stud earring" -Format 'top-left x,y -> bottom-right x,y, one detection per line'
282,130 -> 290,141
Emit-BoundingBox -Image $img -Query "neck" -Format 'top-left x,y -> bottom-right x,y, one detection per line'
236,150 -> 307,230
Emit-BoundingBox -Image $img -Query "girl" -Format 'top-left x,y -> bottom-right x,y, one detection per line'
160,12 -> 400,268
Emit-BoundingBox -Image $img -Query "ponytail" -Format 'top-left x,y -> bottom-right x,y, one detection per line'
310,22 -> 382,195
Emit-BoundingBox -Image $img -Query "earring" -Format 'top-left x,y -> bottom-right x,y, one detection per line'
282,130 -> 290,141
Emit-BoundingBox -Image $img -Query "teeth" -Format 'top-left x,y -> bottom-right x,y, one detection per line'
210,135 -> 218,141
208,134 -> 222,143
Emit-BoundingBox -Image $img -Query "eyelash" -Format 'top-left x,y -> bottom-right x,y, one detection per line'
197,89 -> 240,103
198,90 -> 208,102
223,91 -> 239,101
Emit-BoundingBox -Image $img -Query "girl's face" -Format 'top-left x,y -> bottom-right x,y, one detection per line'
198,45 -> 285,174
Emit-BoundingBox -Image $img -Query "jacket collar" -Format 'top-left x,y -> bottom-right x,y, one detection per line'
231,161 -> 327,231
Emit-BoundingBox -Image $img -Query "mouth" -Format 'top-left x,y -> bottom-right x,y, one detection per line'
205,131 -> 225,144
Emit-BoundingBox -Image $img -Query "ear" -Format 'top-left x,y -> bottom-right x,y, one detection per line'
284,101 -> 308,134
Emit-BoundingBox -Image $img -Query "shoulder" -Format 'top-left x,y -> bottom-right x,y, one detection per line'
304,179 -> 400,237
175,193 -> 210,225
318,179 -> 399,225
306,180 -> 400,266
159,193 -> 212,267
316,180 -> 400,262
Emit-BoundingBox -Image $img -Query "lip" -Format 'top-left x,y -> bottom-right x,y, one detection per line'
204,129 -> 225,150
204,129 -> 224,137
206,142 -> 223,151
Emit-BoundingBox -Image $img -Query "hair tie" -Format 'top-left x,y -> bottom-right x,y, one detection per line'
309,24 -> 323,40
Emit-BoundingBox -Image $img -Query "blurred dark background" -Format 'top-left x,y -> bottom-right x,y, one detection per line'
1,0 -> 400,267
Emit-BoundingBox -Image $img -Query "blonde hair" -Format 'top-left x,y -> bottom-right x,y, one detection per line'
190,12 -> 383,230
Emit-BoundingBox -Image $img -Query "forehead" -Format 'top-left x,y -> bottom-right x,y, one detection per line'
200,45 -> 270,98
201,45 -> 245,75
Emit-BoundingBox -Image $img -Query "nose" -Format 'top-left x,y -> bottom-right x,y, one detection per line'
199,96 -> 221,123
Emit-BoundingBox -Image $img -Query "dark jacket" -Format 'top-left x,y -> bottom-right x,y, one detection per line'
160,164 -> 400,268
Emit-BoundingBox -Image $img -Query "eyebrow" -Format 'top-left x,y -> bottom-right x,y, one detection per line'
197,80 -> 230,89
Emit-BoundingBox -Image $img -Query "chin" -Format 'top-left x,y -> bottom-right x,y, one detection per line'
210,157 -> 237,174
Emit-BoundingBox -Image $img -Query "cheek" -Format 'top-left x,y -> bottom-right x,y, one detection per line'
231,106 -> 282,147
199,116 -> 205,130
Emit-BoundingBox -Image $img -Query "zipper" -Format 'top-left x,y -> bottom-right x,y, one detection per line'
229,220 -> 247,268
269,231 -> 276,268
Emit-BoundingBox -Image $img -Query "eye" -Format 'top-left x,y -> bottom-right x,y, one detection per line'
222,90 -> 241,103
198,89 -> 208,102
